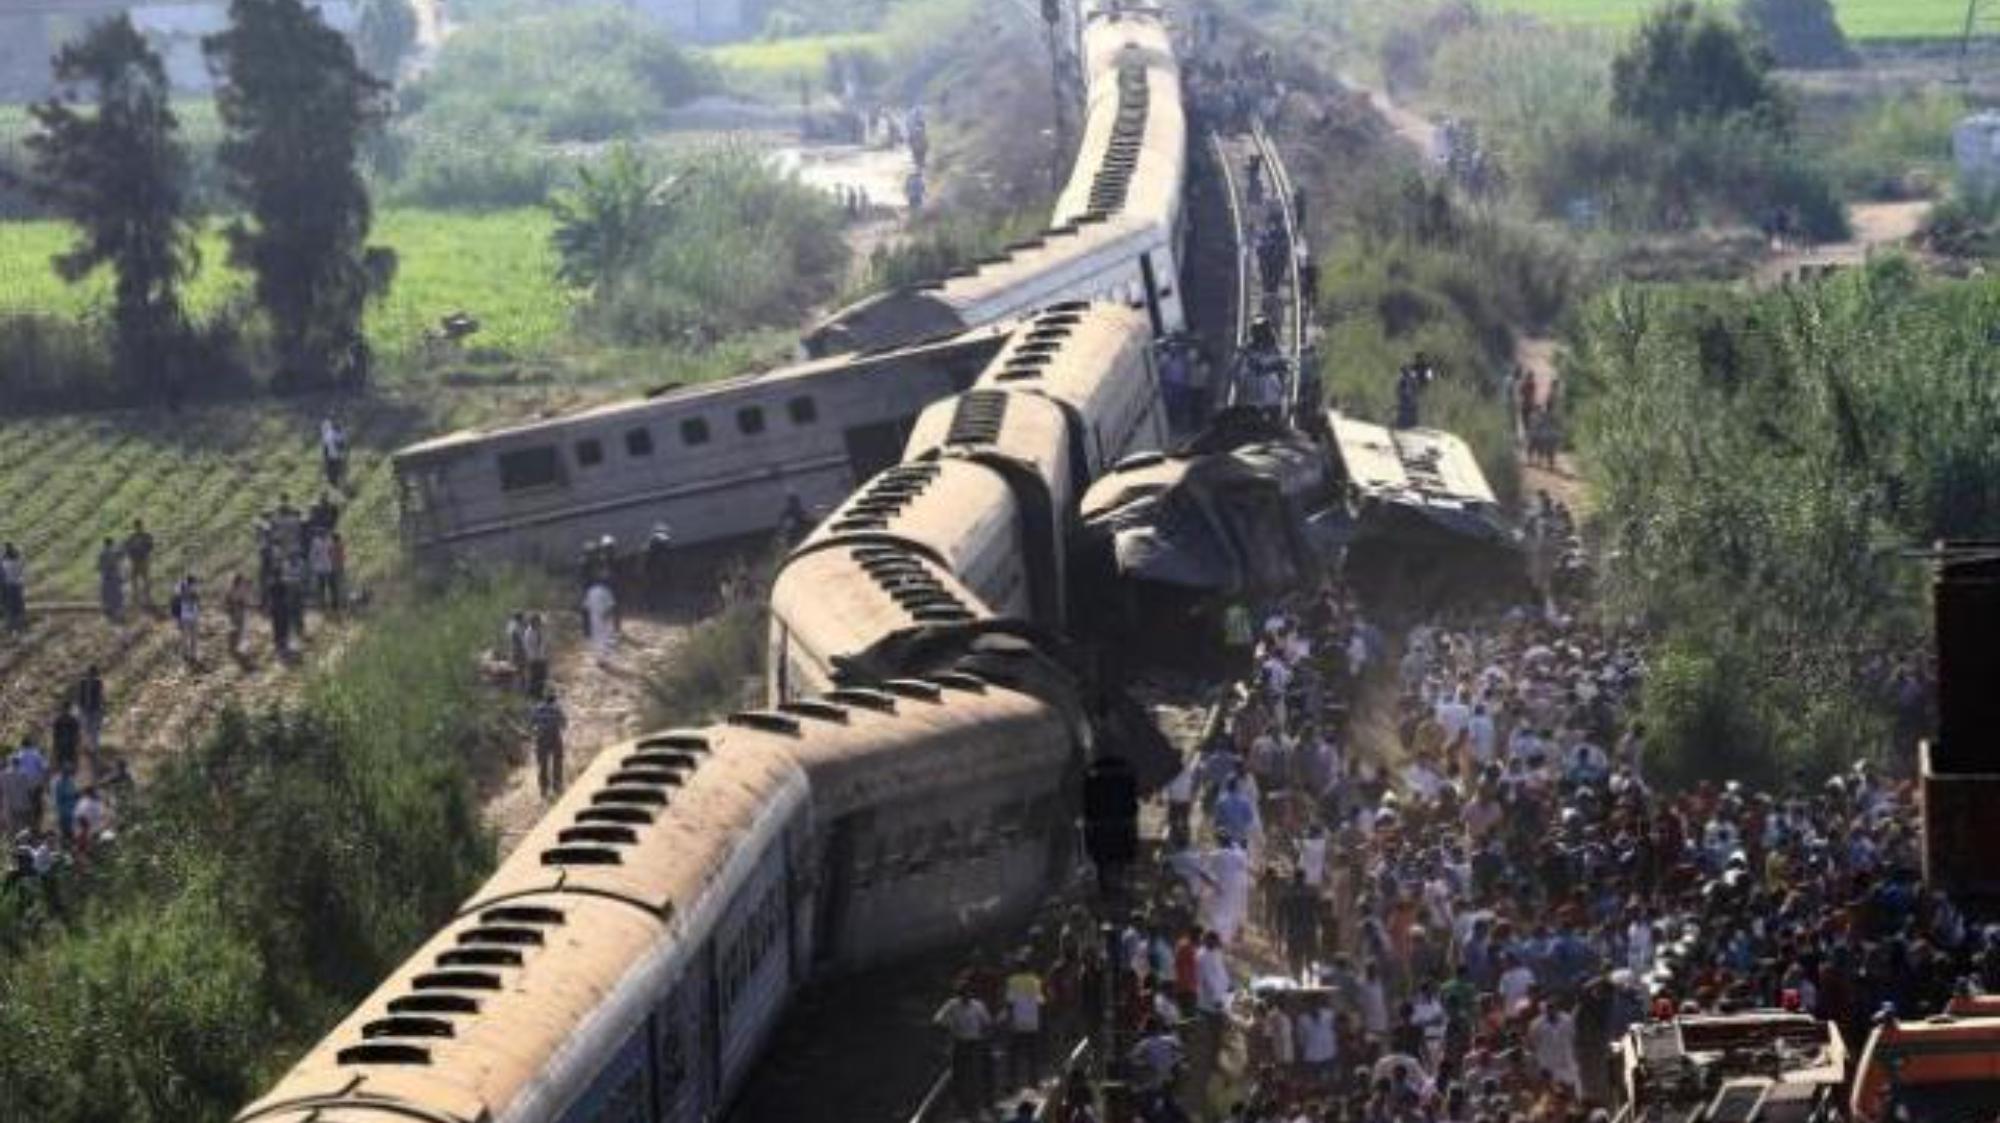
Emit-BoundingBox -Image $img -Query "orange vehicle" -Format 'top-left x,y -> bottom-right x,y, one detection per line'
1850,1014 -> 2000,1123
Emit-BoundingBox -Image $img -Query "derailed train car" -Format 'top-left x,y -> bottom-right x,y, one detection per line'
768,302 -> 1167,700
235,656 -> 1089,1123
391,326 -> 1012,566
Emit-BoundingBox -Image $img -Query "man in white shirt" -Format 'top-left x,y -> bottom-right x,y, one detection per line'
583,580 -> 618,661
934,984 -> 994,1117
1498,954 -> 1537,1015
1435,687 -> 1472,743
1195,931 -> 1232,1014
1528,1001 -> 1580,1093
1468,703 -> 1497,765
1296,997 -> 1338,1075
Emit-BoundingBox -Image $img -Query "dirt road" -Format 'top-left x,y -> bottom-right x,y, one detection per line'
483,615 -> 687,856
1754,200 -> 1931,285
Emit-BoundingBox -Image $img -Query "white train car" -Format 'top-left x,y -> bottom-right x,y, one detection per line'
235,673 -> 1084,1123
391,327 -> 1010,566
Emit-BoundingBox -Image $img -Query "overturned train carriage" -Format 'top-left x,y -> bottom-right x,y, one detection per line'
390,324 -> 1014,567
236,671 -> 1086,1123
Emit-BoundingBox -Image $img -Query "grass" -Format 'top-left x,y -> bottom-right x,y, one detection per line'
0,208 -> 571,369
1475,0 -> 1971,40
708,32 -> 887,84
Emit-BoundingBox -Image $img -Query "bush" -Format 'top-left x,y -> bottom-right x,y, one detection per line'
1829,89 -> 1965,201
858,206 -> 1045,294
380,126 -> 563,209
0,572 -> 541,1121
563,147 -> 848,345
643,563 -> 770,726
1572,261 -> 2000,776
402,6 -> 716,146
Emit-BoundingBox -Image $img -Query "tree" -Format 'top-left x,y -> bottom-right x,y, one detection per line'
206,0 -> 396,391
547,145 -> 674,292
20,16 -> 195,396
355,0 -> 419,82
1612,2 -> 1790,135
1738,0 -> 1856,69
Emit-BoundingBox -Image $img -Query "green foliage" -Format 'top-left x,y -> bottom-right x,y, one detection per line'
0,573 -> 535,1121
556,146 -> 847,345
355,0 -> 420,82
1827,88 -> 1963,201
0,208 -> 566,395
20,15 -> 198,397
1572,260 -> 2000,776
548,145 -> 664,291
644,569 -> 770,727
1738,0 -> 1856,69
404,6 -> 715,145
207,0 -> 396,391
1920,187 -> 2000,257
1611,2 -> 1790,135
859,206 -> 1045,294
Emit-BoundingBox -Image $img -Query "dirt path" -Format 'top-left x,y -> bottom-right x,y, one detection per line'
1753,200 -> 1931,285
483,615 -> 686,857
1514,336 -> 1589,515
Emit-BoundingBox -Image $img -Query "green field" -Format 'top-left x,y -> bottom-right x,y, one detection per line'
1482,0 -> 1969,40
0,208 -> 571,367
708,32 -> 887,83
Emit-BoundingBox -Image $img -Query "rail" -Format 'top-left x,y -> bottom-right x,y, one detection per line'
904,1035 -> 1095,1123
1251,118 -> 1308,423
1211,120 -> 1308,422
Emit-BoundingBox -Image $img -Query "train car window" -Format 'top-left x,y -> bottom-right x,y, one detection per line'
680,418 -> 711,446
737,407 -> 767,436
497,446 -> 562,491
624,428 -> 654,457
787,396 -> 818,426
575,439 -> 604,468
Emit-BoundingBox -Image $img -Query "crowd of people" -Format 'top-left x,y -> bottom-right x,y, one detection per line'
2,665 -> 129,917
986,564 -> 1989,1123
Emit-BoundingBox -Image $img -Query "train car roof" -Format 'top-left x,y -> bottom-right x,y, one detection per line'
978,302 -> 1152,404
237,729 -> 808,1123
793,457 -> 1019,576
903,386 -> 1072,481
771,543 -> 996,663
1326,412 -> 1499,508
394,321 -> 1015,463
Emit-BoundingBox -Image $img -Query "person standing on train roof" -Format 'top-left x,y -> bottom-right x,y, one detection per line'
530,690 -> 567,799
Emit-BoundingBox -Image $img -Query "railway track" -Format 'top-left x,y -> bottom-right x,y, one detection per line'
1212,120 -> 1311,426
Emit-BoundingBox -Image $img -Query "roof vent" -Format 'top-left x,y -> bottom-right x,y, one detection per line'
591,788 -> 668,808
558,825 -> 639,846
338,1043 -> 432,1067
480,906 -> 564,926
437,948 -> 524,969
825,688 -> 899,712
932,672 -> 991,693
780,699 -> 851,724
387,994 -> 480,1015
459,926 -> 545,947
362,1016 -> 454,1040
636,734 -> 710,752
541,845 -> 623,867
413,970 -> 502,992
577,806 -> 655,827
883,679 -> 946,702
728,710 -> 804,736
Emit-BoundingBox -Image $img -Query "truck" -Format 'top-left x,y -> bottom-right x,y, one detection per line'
1611,1011 -> 1847,1123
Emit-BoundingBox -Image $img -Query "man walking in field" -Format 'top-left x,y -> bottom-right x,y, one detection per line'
530,690 -> 568,800
75,665 -> 106,765
320,417 -> 350,491
224,573 -> 252,657
172,574 -> 201,665
0,543 -> 25,631
523,613 -> 550,697
97,537 -> 125,623
124,519 -> 154,612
